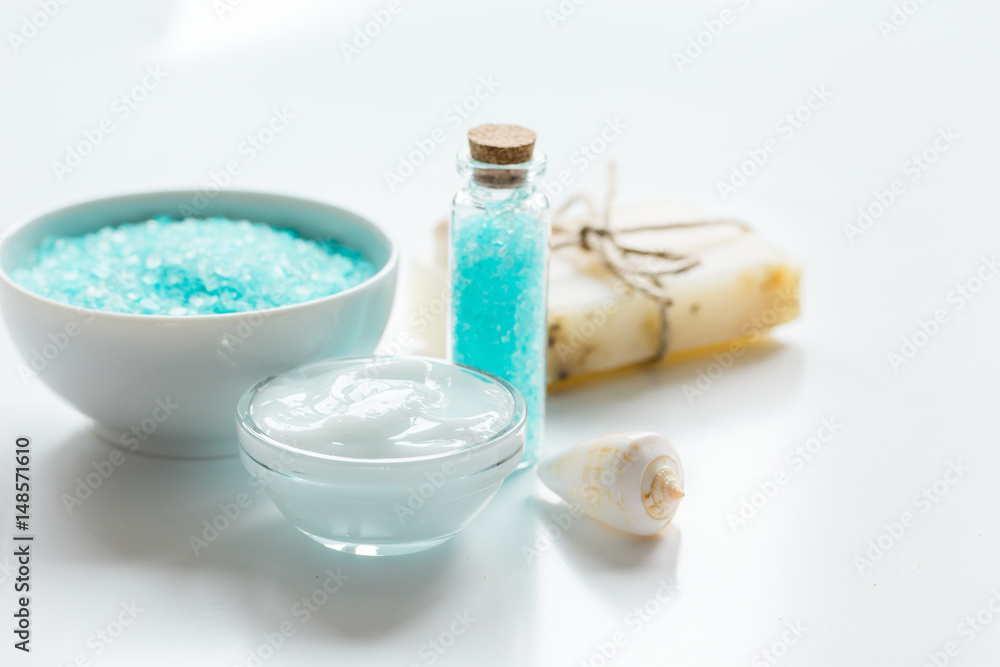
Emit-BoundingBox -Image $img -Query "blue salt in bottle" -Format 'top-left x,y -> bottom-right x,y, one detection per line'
449,124 -> 549,467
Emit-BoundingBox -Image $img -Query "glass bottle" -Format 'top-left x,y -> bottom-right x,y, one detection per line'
448,125 -> 549,467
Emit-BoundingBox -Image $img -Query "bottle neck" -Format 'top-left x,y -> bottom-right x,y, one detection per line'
457,150 -> 547,201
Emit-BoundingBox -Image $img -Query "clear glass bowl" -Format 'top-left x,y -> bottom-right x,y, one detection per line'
235,356 -> 526,556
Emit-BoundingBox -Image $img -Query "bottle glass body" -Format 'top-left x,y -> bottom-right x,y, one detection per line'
448,151 -> 549,467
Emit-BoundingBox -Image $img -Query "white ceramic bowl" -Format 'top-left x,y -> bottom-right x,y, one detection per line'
0,191 -> 398,457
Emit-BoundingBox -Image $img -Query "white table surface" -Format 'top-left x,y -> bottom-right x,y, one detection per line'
2,1 -> 999,665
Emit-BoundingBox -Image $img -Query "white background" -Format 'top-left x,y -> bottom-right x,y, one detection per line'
2,1 -> 999,665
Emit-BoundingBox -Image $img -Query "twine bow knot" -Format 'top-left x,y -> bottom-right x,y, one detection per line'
550,163 -> 750,359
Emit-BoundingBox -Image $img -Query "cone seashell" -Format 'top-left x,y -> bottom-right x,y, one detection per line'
538,431 -> 684,536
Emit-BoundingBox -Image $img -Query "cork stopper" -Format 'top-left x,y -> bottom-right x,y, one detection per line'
468,124 -> 536,165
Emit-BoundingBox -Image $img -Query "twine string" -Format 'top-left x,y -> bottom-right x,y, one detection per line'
550,162 -> 750,360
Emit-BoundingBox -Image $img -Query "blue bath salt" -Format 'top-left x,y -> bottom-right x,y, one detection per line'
450,210 -> 547,461
10,217 -> 375,315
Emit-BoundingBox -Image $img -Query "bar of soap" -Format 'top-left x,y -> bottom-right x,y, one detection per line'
410,202 -> 801,385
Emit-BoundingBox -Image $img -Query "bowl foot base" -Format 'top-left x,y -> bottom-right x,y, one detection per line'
300,531 -> 454,557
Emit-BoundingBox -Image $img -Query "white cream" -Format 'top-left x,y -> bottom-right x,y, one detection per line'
237,356 -> 527,555
249,358 -> 515,457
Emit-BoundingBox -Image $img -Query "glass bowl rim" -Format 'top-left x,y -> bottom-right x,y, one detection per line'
235,355 -> 527,469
